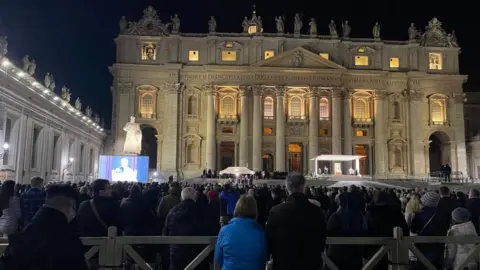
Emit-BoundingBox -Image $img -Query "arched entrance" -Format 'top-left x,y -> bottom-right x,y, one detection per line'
288,143 -> 302,172
140,125 -> 158,169
219,141 -> 235,169
429,131 -> 451,173
262,154 -> 273,172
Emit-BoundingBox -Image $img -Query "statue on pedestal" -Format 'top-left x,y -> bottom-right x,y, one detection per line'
27,59 -> 36,76
0,37 -> 7,57
373,22 -> 381,39
44,73 -> 52,89
49,74 -> 56,91
275,16 -> 284,33
242,16 -> 249,33
294,13 -> 302,34
119,16 -> 127,33
85,106 -> 92,117
342,20 -> 351,38
309,18 -> 317,36
208,16 -> 217,33
123,116 -> 142,155
171,14 -> 181,33
22,55 -> 30,72
329,20 -> 338,38
61,85 -> 71,102
75,98 -> 82,110
408,23 -> 418,41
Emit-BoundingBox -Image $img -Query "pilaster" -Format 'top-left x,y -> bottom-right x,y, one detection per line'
308,87 -> 319,173
204,84 -> 217,171
239,86 -> 250,167
331,89 -> 343,155
275,86 -> 286,172
343,90 -> 353,171
407,89 -> 426,177
252,85 -> 263,171
374,90 -> 387,176
451,92 -> 468,176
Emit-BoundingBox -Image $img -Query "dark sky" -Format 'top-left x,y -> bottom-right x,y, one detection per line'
0,0 -> 476,128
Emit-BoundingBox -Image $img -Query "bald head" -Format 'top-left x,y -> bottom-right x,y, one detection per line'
285,172 -> 306,194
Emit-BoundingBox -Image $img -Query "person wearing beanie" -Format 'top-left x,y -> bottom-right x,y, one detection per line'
420,191 -> 440,208
446,207 -> 478,269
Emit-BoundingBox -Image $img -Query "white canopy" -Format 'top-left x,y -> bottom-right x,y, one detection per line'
219,166 -> 255,175
311,154 -> 365,161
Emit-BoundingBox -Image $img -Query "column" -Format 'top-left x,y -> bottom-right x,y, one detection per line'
252,86 -> 263,171
451,93 -> 468,177
234,142 -> 239,166
308,87 -> 319,173
275,86 -> 286,172
332,90 -> 342,155
343,90 -> 353,171
205,85 -> 217,171
160,83 -> 182,177
374,90 -> 387,176
407,90 -> 426,176
239,86 -> 249,167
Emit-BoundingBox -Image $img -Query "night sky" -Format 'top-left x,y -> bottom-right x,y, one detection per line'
0,0 -> 476,128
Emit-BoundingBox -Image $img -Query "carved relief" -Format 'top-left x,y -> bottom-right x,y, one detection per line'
374,90 -> 388,100
288,126 -> 305,136
239,85 -> 251,96
275,86 -> 286,96
186,124 -> 198,133
118,82 -> 133,95
252,85 -> 264,96
291,50 -> 303,67
404,89 -> 424,102
451,92 -> 466,104
122,6 -> 171,36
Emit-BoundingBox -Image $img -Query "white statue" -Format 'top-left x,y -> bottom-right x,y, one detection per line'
123,116 -> 142,155
0,37 -> 7,57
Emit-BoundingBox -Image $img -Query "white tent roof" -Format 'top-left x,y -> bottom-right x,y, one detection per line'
311,154 -> 365,161
219,166 -> 255,175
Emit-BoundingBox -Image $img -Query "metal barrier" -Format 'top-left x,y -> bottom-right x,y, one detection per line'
1,226 -> 480,270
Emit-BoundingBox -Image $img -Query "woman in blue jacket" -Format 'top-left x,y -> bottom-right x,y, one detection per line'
215,195 -> 268,270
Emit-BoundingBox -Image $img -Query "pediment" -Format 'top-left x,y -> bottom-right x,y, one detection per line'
348,45 -> 377,53
252,47 -> 346,70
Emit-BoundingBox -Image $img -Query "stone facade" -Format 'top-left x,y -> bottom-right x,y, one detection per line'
0,46 -> 105,183
110,7 -> 467,179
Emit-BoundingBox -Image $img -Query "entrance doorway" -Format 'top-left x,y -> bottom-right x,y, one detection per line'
288,143 -> 301,172
429,131 -> 451,173
262,154 -> 273,172
141,125 -> 158,169
219,141 -> 235,169
354,144 -> 369,175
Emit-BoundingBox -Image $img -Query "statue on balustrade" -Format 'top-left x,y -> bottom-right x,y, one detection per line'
171,14 -> 180,33
294,13 -> 302,34
49,75 -> 56,91
27,59 -> 36,76
408,23 -> 419,41
242,16 -> 249,33
123,116 -> 142,155
208,16 -> 217,33
22,55 -> 30,72
329,20 -> 338,38
119,16 -> 127,33
275,16 -> 284,33
93,113 -> 100,124
44,73 -> 52,89
0,37 -> 7,57
447,30 -> 459,47
75,98 -> 82,110
373,22 -> 381,39
309,18 -> 317,36
85,106 -> 92,118
61,85 -> 71,102
342,20 -> 351,38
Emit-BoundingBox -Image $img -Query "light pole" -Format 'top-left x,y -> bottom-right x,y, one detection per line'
69,157 -> 75,183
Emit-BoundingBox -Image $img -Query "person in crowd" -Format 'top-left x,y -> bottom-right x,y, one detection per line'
364,191 -> 409,270
0,180 -> 21,238
1,184 -> 87,270
163,187 -> 209,270
207,190 -> 221,235
219,184 -> 239,226
466,188 -> 480,233
437,186 -> 459,233
410,191 -> 445,270
77,186 -> 90,208
405,193 -> 421,227
215,195 -> 268,270
445,207 -> 478,270
19,177 -> 45,229
266,173 -> 326,270
76,179 -> 121,237
156,183 -> 181,231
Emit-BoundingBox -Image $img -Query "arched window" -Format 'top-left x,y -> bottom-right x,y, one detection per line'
319,98 -> 329,119
187,96 -> 198,115
221,96 -> 235,117
264,97 -> 274,119
394,148 -> 402,167
431,101 -> 444,122
393,101 -> 400,120
140,93 -> 154,118
290,97 -> 302,118
354,99 -> 367,119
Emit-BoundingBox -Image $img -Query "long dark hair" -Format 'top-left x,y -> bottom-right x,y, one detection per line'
0,180 -> 16,209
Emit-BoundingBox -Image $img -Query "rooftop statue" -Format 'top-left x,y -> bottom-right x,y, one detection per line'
208,16 -> 216,33
373,22 -> 381,39
171,14 -> 180,33
293,13 -> 302,35
44,73 -> 52,89
0,36 -> 7,57
75,98 -> 82,110
61,85 -> 71,103
27,59 -> 36,76
309,18 -> 317,36
49,75 -> 56,91
408,23 -> 419,41
275,16 -> 284,33
242,16 -> 248,33
342,20 -> 351,38
328,20 -> 338,38
85,106 -> 92,118
119,16 -> 127,33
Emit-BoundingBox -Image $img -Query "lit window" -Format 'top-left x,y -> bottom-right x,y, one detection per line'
263,97 -> 274,119
431,101 -> 444,122
290,97 -> 302,117
141,43 -> 157,60
264,127 -> 273,135
355,56 -> 369,66
139,93 -> 154,118
319,98 -> 329,119
264,50 -> 275,59
188,50 -> 199,61
357,47 -> 366,53
248,25 -> 257,34
319,129 -> 328,136
319,53 -> 329,60
429,53 -> 442,70
221,96 -> 235,116
354,99 -> 368,119
356,130 -> 366,136
225,42 -> 233,48
389,57 -> 399,68
221,51 -> 237,61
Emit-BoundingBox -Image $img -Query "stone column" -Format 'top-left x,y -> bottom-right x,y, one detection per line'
239,86 -> 250,167
308,87 -> 319,173
343,90 -> 353,171
252,85 -> 263,171
205,85 -> 217,171
407,90 -> 426,177
374,90 -> 387,176
451,92 -> 468,176
161,83 -> 183,177
275,86 -> 286,172
332,90 -> 343,155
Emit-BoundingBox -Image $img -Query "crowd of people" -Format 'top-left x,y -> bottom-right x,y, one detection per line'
0,174 -> 478,269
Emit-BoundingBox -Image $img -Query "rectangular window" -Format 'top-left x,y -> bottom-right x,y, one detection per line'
355,56 -> 369,66
263,127 -> 273,135
319,53 -> 329,60
429,53 -> 442,70
188,50 -> 199,61
264,50 -> 275,60
221,51 -> 237,61
319,129 -> 329,136
356,130 -> 367,137
389,57 -> 399,68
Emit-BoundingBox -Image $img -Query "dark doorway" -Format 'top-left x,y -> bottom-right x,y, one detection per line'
141,125 -> 158,169
262,154 -> 273,172
220,141 -> 235,169
429,131 -> 450,173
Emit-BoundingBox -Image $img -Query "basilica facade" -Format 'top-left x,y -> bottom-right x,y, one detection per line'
110,6 -> 467,179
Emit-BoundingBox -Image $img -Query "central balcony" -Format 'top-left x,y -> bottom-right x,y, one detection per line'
217,114 -> 238,124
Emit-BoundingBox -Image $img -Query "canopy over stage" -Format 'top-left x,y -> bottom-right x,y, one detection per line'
311,155 -> 365,176
219,166 -> 255,175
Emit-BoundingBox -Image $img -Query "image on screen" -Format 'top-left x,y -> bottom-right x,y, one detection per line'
99,155 -> 149,182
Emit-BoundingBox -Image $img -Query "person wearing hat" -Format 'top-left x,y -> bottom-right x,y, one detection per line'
445,207 -> 478,269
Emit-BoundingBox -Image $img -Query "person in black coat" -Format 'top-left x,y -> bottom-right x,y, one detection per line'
163,187 -> 209,270
120,185 -> 156,236
266,173 -> 327,270
2,184 -> 87,270
467,189 -> 480,233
